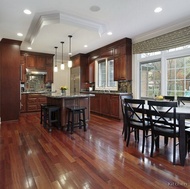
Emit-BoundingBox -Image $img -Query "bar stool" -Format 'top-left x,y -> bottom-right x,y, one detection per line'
44,105 -> 61,132
66,106 -> 87,134
40,103 -> 48,125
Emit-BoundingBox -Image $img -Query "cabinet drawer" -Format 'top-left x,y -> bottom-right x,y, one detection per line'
27,104 -> 38,112
28,98 -> 38,104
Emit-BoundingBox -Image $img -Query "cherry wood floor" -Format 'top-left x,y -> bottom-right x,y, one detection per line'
1,113 -> 190,189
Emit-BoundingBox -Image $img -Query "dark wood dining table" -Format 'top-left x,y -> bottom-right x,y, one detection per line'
145,102 -> 190,166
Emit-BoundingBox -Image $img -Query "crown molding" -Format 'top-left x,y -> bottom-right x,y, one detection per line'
25,11 -> 107,44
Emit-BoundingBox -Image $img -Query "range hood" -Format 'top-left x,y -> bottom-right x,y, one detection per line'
26,68 -> 47,75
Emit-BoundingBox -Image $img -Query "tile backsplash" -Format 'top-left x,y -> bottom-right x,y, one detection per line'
118,81 -> 132,93
25,75 -> 45,91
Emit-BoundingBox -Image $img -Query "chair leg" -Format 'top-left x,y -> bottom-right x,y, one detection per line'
142,130 -> 145,153
126,126 -> 131,147
150,133 -> 155,157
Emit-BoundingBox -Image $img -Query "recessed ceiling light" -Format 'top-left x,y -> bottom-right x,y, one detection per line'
107,32 -> 113,36
27,47 -> 32,50
24,9 -> 32,15
90,5 -> 101,12
84,45 -> 88,48
154,7 -> 162,13
17,33 -> 23,37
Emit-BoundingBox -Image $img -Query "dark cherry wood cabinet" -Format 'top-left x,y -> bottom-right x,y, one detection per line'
88,61 -> 95,83
20,51 -> 54,83
20,94 -> 27,112
0,38 -> 22,121
89,93 -> 122,119
100,94 -> 110,116
90,94 -> 101,113
26,94 -> 47,112
20,55 -> 26,83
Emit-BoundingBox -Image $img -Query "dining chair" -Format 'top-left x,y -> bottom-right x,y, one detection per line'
124,98 -> 151,153
120,94 -> 133,141
147,100 -> 179,164
163,96 -> 174,101
177,96 -> 190,106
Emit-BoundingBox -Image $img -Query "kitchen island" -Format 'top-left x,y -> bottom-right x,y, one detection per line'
44,93 -> 95,127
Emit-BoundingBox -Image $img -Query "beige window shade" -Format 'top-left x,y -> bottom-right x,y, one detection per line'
133,26 -> 190,54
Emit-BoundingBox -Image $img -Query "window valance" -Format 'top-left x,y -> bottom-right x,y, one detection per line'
132,25 -> 190,54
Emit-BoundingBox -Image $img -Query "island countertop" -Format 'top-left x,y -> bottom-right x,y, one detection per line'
44,92 -> 95,98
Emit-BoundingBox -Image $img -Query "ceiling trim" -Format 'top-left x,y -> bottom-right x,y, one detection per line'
25,11 -> 107,44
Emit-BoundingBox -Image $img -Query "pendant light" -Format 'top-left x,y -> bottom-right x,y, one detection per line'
68,35 -> 72,68
54,46 -> 58,72
60,41 -> 65,70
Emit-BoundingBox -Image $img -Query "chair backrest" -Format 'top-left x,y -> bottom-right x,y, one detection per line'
177,96 -> 190,106
163,96 -> 175,101
124,98 -> 146,127
147,100 -> 178,134
120,94 -> 133,118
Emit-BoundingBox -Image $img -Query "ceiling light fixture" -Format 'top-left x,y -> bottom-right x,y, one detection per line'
17,33 -> 23,37
60,41 -> 65,70
154,7 -> 162,13
54,46 -> 58,72
107,31 -> 113,35
68,35 -> 72,68
24,9 -> 32,15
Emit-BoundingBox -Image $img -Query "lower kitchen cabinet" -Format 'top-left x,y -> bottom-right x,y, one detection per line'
90,94 -> 101,113
21,94 -> 47,112
90,93 -> 122,119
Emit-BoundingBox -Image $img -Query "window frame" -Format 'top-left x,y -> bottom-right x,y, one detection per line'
95,57 -> 118,91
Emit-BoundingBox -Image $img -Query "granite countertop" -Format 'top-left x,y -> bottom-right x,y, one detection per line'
43,92 -> 95,99
80,91 -> 131,95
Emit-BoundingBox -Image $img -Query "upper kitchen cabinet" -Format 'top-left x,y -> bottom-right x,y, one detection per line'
21,51 -> 54,83
25,54 -> 46,69
88,61 -> 95,83
0,38 -> 22,121
20,55 -> 26,83
114,38 -> 132,81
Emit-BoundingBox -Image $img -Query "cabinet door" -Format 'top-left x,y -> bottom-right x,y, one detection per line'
20,55 -> 26,82
114,55 -> 131,80
110,95 -> 120,118
20,94 -> 26,112
36,56 -> 46,69
26,55 -> 36,68
45,66 -> 53,83
89,62 -> 95,83
100,94 -> 110,116
90,94 -> 100,113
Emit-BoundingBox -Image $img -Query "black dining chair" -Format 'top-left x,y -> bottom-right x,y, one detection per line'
124,98 -> 151,153
177,96 -> 190,106
147,100 -> 179,164
163,96 -> 175,101
120,94 -> 133,141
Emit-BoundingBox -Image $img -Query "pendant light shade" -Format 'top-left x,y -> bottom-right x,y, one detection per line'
68,35 -> 72,68
54,46 -> 58,72
60,41 -> 65,70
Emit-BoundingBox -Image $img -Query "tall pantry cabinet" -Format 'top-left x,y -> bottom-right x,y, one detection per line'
0,38 -> 22,121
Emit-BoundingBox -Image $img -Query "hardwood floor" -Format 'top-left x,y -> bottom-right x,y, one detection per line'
0,113 -> 190,189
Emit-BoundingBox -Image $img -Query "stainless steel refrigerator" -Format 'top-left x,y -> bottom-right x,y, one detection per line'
70,66 -> 80,94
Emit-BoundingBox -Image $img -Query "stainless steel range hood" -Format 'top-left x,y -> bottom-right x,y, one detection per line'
26,68 -> 47,75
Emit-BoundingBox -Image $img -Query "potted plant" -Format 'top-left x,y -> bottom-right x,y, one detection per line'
60,86 -> 68,95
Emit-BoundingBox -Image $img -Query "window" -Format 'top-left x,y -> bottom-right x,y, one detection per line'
167,56 -> 190,97
140,60 -> 161,98
137,45 -> 190,99
95,58 -> 117,90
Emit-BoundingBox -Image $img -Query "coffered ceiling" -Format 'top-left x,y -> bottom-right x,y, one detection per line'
1,0 -> 190,59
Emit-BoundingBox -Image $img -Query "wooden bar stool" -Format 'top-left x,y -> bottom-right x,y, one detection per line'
44,105 -> 61,132
67,106 -> 87,134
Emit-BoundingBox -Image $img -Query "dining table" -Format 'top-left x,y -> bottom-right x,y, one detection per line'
144,101 -> 190,166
